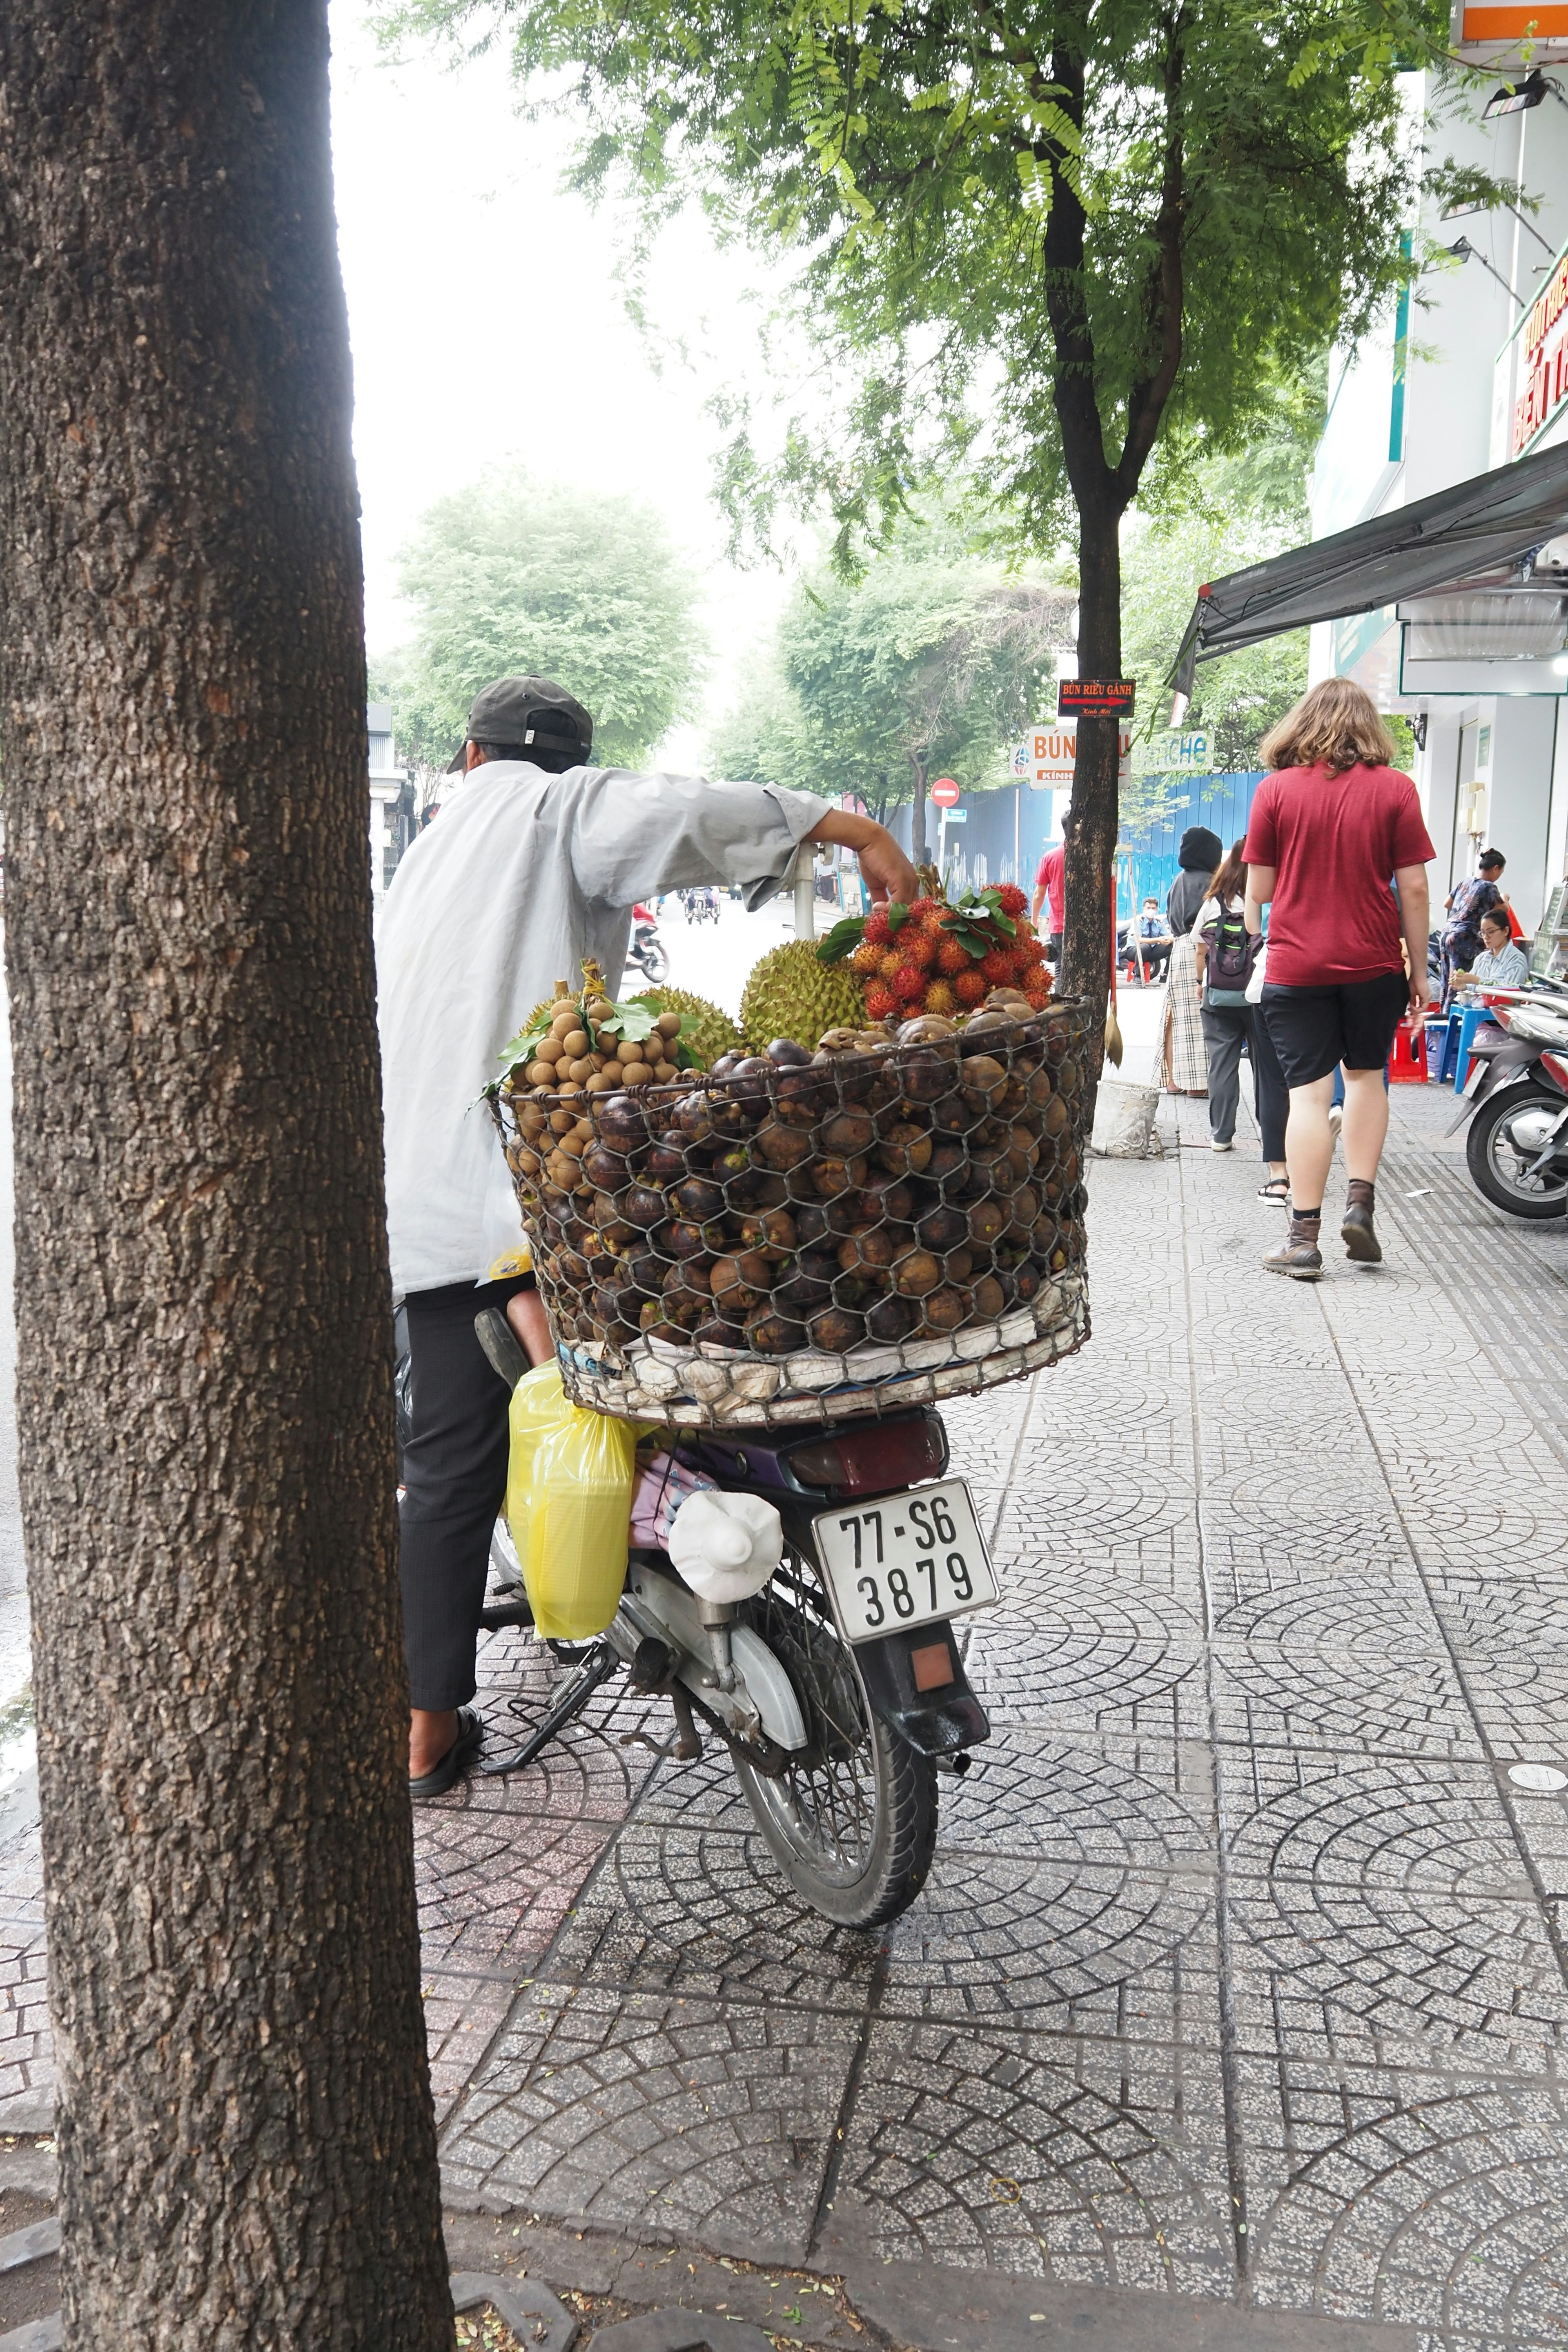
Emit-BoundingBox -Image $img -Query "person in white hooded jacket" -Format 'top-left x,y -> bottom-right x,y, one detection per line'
377,674 -> 918,1797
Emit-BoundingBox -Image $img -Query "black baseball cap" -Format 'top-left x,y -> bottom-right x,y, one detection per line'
445,675 -> 593,772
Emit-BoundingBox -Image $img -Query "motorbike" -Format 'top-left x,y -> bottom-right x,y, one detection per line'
624,902 -> 669,987
1446,977 -> 1568,1218
463,1310 -> 995,1928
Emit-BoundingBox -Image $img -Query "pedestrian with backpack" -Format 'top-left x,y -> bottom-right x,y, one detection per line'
1243,679 -> 1434,1277
1195,840 -> 1289,1189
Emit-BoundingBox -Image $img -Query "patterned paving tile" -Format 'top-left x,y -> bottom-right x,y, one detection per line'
440,1980 -> 860,2263
831,2016 -> 1236,2296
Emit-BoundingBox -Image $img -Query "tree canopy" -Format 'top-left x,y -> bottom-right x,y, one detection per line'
713,521 -> 1070,849
378,465 -> 706,769
384,0 -> 1454,1016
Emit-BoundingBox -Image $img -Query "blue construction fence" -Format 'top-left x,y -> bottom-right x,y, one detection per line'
886,772 -> 1265,912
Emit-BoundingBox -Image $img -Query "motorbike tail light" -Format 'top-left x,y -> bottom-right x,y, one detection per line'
1541,1051 -> 1568,1091
786,1413 -> 948,1495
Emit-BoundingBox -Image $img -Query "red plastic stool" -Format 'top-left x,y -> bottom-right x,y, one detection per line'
1389,1015 -> 1427,1082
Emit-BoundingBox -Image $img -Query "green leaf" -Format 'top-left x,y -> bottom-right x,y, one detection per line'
885,900 -> 910,936
817,915 -> 868,964
597,1000 -> 659,1040
496,1018 -> 552,1068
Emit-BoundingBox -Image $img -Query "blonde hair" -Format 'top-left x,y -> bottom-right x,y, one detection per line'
1258,678 -> 1398,776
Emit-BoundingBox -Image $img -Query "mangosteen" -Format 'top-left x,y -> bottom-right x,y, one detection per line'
775,1266 -> 833,1315
921,1287 -> 967,1335
596,1094 -> 648,1151
1013,1262 -> 1043,1302
709,1052 -> 744,1079
766,1038 -> 812,1066
969,1274 -> 1005,1321
619,1184 -> 666,1229
666,1219 -> 711,1261
739,1206 -> 797,1255
856,1176 -> 914,1227
837,1228 -> 897,1274
647,1131 -> 687,1181
918,1206 -> 968,1252
674,1176 -> 726,1222
820,1109 -> 875,1157
865,1293 -> 916,1343
808,1306 -> 864,1353
967,1198 -> 1008,1247
691,1316 -> 746,1350
892,1247 -> 942,1298
583,1143 -> 629,1192
753,1120 -> 813,1171
728,1055 -> 774,1114
744,1305 -> 807,1354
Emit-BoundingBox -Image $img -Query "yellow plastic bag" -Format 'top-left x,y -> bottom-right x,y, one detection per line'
504,1364 -> 642,1641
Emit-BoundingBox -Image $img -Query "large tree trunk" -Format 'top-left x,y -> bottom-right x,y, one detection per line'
0,6 -> 451,2345
1061,501 -> 1121,1046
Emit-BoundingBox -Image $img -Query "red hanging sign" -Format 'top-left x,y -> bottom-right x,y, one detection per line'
1058,679 -> 1136,717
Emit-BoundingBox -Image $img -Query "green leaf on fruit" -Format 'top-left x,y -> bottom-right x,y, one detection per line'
816,915 -> 867,965
886,900 -> 910,936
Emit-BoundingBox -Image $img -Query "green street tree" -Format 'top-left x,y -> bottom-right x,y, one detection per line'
0,2 -> 448,2343
1122,416 -> 1319,808
384,0 -> 1443,1028
711,528 -> 1069,855
381,465 -> 707,769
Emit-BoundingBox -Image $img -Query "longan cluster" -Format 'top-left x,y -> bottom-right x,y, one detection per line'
521,989 -> 685,1096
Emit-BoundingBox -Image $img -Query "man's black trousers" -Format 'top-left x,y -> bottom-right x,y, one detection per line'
399,1275 -> 530,1712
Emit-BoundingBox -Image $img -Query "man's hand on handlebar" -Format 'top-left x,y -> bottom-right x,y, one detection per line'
805,810 -> 920,909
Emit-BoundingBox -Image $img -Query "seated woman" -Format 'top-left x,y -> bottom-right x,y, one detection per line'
1469,907 -> 1530,991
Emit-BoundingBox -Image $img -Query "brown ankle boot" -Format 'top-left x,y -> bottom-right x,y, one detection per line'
1264,1214 -> 1323,1280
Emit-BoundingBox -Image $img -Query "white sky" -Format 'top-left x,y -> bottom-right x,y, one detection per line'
328,2 -> 797,761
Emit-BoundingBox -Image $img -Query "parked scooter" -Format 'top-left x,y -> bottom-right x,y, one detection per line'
1446,977 -> 1568,1218
624,902 -> 669,987
466,1311 -> 995,1928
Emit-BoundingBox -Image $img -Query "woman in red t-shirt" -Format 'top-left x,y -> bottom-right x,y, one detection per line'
1242,679 -> 1434,1280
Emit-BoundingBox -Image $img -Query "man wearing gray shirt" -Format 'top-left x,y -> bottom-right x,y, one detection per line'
377,675 -> 917,1796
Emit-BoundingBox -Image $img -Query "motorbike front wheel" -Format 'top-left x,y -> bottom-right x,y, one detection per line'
638,941 -> 670,985
731,1543 -> 937,1928
1466,1082 -> 1568,1218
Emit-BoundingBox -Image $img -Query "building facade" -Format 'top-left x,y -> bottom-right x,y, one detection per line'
1309,19 -> 1568,940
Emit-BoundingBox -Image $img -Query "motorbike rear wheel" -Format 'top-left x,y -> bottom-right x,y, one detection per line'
732,1544 -> 937,1928
1466,1082 -> 1568,1219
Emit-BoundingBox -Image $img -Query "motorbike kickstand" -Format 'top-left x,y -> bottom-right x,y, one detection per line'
620,1685 -> 704,1763
477,1637 -> 620,1775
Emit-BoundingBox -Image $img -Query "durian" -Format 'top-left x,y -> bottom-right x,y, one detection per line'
739,939 -> 866,1053
628,987 -> 742,1072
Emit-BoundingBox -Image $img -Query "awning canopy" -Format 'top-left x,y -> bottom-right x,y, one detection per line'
1169,439 -> 1568,697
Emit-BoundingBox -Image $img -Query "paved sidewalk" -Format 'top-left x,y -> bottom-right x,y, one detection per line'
5,1076 -> 1568,2349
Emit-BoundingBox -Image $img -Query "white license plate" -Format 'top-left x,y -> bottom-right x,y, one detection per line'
813,1479 -> 998,1643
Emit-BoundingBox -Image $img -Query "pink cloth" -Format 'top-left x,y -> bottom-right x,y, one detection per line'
629,1454 -> 717,1549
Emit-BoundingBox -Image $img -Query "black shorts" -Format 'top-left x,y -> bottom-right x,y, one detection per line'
1260,971 -> 1409,1089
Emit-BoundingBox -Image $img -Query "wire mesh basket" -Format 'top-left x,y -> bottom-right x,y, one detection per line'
492,1001 -> 1091,1429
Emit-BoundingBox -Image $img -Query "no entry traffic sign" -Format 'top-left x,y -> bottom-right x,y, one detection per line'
1058,679 -> 1136,718
930,777 -> 961,808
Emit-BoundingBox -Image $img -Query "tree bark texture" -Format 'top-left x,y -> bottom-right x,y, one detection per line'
0,6 -> 451,2345
1060,505 -> 1121,1039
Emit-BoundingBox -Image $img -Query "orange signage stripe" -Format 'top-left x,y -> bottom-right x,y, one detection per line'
1461,6 -> 1568,31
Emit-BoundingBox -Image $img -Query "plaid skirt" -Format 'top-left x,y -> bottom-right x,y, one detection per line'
1163,951 -> 1209,1094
